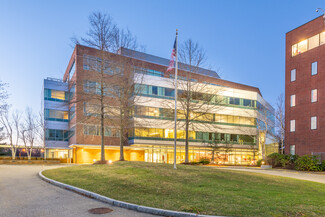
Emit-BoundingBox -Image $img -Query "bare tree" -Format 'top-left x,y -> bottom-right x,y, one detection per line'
170,39 -> 223,163
0,80 -> 8,112
20,108 -> 37,160
111,28 -> 141,53
0,80 -> 8,142
74,12 -> 141,54
255,105 -> 275,161
205,138 -> 223,163
275,93 -> 285,154
72,11 -> 145,163
36,111 -> 46,159
223,142 -> 233,164
0,109 -> 21,160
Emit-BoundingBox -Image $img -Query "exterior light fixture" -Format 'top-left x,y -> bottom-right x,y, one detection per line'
316,8 -> 325,23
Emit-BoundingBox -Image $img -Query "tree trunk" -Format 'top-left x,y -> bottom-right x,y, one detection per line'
185,119 -> 189,163
100,91 -> 105,162
27,148 -> 31,160
28,148 -> 32,160
212,150 -> 215,163
11,147 -> 16,160
119,108 -> 124,161
119,130 -> 124,161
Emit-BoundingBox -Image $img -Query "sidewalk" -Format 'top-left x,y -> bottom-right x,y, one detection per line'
211,166 -> 325,184
0,165 -> 156,217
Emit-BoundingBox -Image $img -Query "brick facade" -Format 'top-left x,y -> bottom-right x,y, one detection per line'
285,15 -> 325,155
63,45 -> 264,148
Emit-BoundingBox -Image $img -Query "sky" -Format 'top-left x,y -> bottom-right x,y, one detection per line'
0,0 -> 324,114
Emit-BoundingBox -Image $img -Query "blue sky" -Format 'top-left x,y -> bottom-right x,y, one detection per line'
0,0 -> 323,113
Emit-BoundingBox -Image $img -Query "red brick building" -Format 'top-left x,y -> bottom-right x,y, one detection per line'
285,15 -> 325,156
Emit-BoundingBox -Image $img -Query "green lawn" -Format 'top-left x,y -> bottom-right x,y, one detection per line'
43,162 -> 325,217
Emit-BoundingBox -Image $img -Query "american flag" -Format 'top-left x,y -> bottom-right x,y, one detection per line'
167,39 -> 176,72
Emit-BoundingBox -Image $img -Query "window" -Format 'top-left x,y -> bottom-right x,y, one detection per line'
311,116 -> 317,130
311,89 -> 317,103
69,60 -> 75,80
104,127 -> 120,137
83,80 -> 97,94
84,103 -> 100,115
292,32 -> 325,56
320,32 -> 325,45
290,95 -> 296,107
152,86 -> 158,95
243,99 -> 253,107
229,97 -> 240,105
308,34 -> 319,50
292,44 -> 298,56
297,40 -> 308,54
230,134 -> 238,142
164,88 -> 174,97
147,107 -> 159,117
134,66 -> 164,77
290,120 -> 295,132
50,90 -> 66,100
291,69 -> 296,82
83,55 -> 101,72
290,145 -> 295,155
45,129 -> 69,141
70,105 -> 76,119
312,61 -> 318,75
45,109 -> 69,122
83,125 -> 100,136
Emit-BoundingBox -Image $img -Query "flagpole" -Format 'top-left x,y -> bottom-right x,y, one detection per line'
173,29 -> 178,170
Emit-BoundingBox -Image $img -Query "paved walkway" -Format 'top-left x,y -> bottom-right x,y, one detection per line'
0,165 -> 156,217
213,166 -> 325,184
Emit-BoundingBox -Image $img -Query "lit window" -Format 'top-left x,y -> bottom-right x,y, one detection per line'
290,145 -> 295,155
292,44 -> 298,56
291,69 -> 296,82
51,90 -> 66,100
320,32 -> 325,45
312,61 -> 318,75
290,95 -> 296,107
297,40 -> 308,54
290,120 -> 295,132
63,111 -> 69,120
311,89 -> 317,103
308,34 -> 319,50
311,116 -> 317,130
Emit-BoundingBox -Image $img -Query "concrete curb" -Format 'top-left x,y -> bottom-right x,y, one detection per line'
39,170 -> 225,217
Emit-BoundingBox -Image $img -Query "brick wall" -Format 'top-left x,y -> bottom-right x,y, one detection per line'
285,15 -> 325,155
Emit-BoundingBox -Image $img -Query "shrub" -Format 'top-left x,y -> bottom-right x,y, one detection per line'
267,153 -> 297,168
295,155 -> 321,171
199,158 -> 210,165
320,160 -> 325,171
256,159 -> 264,167
267,153 -> 281,167
181,161 -> 200,165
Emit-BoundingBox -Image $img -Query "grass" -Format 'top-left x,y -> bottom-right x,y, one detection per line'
43,161 -> 325,217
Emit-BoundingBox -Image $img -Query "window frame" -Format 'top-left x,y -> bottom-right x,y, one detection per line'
312,61 -> 318,76
290,94 -> 296,107
290,69 -> 296,82
311,89 -> 318,103
290,120 -> 295,132
311,116 -> 317,130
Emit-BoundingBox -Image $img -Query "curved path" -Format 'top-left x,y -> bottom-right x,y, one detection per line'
213,166 -> 325,184
0,165 -> 156,217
